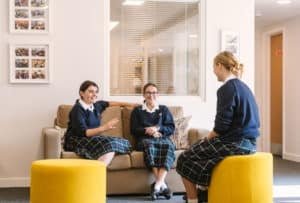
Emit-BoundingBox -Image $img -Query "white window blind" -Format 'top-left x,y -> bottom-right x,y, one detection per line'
110,0 -> 200,96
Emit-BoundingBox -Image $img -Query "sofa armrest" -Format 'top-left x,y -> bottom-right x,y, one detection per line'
43,127 -> 62,159
188,128 -> 210,145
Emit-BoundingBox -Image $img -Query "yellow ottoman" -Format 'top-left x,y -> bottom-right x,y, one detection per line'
30,159 -> 106,203
208,152 -> 273,203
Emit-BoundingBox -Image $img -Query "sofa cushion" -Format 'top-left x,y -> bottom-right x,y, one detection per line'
107,154 -> 131,170
56,105 -> 72,128
122,107 -> 137,149
130,150 -> 184,169
56,104 -> 123,138
168,106 -> 184,119
62,152 -> 131,170
62,151 -> 80,158
122,106 -> 184,150
99,106 -> 123,138
171,116 -> 192,149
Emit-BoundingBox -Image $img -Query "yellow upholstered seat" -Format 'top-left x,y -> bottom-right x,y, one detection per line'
30,159 -> 106,203
208,152 -> 273,203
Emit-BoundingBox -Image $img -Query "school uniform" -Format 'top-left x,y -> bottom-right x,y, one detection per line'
130,103 -> 175,171
176,78 -> 260,186
64,100 -> 131,159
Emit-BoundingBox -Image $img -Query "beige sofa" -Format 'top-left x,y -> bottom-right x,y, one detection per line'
43,105 -> 209,195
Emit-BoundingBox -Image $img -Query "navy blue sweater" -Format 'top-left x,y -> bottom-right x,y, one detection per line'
130,105 -> 175,143
64,100 -> 109,139
213,79 -> 260,141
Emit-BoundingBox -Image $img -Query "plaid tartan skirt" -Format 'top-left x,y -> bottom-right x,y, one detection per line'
176,137 -> 256,186
137,137 -> 175,171
64,135 -> 132,160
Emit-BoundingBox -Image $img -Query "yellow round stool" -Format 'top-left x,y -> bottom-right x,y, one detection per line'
30,159 -> 106,203
208,152 -> 273,203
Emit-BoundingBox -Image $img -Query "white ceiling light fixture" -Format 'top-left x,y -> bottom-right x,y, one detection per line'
189,34 -> 198,38
122,0 -> 145,6
110,21 -> 119,31
276,0 -> 292,5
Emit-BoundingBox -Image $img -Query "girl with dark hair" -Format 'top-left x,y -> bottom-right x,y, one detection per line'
130,83 -> 175,201
63,80 -> 135,166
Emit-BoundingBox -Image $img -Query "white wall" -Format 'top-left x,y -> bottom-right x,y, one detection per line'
0,0 -> 255,187
256,16 -> 300,161
0,0 -> 105,187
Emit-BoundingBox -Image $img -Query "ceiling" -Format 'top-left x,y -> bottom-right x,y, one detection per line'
255,0 -> 300,27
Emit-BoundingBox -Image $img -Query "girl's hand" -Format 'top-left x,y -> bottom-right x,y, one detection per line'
145,126 -> 159,136
104,118 -> 119,130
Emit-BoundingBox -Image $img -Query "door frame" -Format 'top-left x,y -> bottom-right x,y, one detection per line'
260,27 -> 285,155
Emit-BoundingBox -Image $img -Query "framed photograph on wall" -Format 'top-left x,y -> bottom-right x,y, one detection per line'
9,0 -> 49,33
221,31 -> 240,58
10,43 -> 51,83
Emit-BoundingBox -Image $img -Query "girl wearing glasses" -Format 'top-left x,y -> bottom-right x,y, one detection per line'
130,83 -> 175,201
63,80 -> 134,166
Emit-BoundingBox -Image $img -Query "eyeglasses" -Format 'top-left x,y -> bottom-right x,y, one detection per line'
145,91 -> 158,96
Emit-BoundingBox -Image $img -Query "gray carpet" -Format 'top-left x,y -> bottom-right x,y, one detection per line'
1,156 -> 300,203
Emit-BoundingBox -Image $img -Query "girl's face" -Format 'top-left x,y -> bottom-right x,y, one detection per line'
143,85 -> 158,105
80,85 -> 98,104
213,62 -> 224,82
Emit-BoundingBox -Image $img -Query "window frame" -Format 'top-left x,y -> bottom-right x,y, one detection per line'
103,0 -> 206,104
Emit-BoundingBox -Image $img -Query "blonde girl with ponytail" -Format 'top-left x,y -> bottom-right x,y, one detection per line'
176,51 -> 260,203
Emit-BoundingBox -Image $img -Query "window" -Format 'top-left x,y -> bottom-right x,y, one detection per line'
110,0 -> 203,96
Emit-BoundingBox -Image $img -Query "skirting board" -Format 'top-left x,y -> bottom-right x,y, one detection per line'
271,143 -> 282,156
0,177 -> 30,188
283,152 -> 300,162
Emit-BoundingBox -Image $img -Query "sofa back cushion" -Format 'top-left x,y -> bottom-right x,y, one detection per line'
55,104 -> 123,137
122,106 -> 183,149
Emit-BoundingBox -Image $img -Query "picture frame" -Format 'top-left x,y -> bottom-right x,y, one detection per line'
10,43 -> 51,83
221,31 -> 240,58
9,0 -> 49,34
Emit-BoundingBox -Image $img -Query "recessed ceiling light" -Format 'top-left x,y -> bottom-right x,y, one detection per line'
122,0 -> 145,6
189,34 -> 198,38
276,0 -> 292,5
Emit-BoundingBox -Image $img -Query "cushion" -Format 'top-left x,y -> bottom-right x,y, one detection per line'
122,107 -> 137,149
56,105 -> 72,128
55,125 -> 67,151
99,106 -> 123,138
168,106 -> 184,119
171,116 -> 192,149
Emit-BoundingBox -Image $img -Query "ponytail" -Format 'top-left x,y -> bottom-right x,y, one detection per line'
214,51 -> 243,78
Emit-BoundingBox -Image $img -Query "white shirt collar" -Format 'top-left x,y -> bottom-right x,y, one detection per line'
224,74 -> 237,84
142,102 -> 159,113
79,99 -> 94,112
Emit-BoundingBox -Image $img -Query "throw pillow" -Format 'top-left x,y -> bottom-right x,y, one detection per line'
171,115 -> 192,149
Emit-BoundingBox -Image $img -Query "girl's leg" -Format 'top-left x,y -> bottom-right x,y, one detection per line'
152,167 -> 159,179
182,177 -> 198,201
156,168 -> 167,189
98,152 -> 115,166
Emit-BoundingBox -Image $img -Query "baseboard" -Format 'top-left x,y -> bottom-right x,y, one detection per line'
271,143 -> 282,156
0,177 -> 30,188
283,152 -> 300,162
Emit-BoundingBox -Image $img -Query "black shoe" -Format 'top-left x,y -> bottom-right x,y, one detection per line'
197,189 -> 208,203
182,189 -> 208,203
183,193 -> 187,200
160,186 -> 172,200
150,183 -> 159,201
